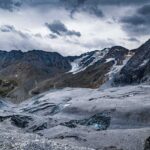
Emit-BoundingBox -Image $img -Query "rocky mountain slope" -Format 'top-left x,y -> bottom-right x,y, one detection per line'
0,39 -> 149,102
114,39 -> 150,85
0,50 -> 71,102
31,46 -> 131,94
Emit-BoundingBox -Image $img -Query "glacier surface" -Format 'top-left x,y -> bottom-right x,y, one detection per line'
0,85 -> 150,150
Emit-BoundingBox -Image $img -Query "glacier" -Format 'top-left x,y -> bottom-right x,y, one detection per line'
0,84 -> 150,150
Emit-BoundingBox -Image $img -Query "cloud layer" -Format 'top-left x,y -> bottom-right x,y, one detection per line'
0,0 -> 149,55
120,4 -> 150,36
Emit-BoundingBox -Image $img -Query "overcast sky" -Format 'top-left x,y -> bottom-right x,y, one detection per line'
0,0 -> 149,56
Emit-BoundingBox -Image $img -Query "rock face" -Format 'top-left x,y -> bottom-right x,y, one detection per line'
114,39 -> 150,85
144,137 -> 150,150
60,113 -> 111,130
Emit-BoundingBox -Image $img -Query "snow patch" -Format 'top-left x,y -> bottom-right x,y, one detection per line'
105,58 -> 115,63
101,55 -> 132,89
69,49 -> 109,74
140,59 -> 149,67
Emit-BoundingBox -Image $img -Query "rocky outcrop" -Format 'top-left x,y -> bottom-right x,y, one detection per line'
144,137 -> 150,150
114,39 -> 150,85
60,113 -> 111,130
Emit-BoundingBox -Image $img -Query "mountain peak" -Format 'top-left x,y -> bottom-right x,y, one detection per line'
140,39 -> 150,48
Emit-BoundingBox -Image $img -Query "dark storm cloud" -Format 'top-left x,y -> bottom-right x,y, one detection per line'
62,0 -> 149,7
120,4 -> 150,36
138,4 -> 150,16
63,0 -> 104,18
70,4 -> 104,18
121,15 -> 146,25
1,0 -> 149,10
89,0 -> 149,5
45,20 -> 81,37
0,0 -> 22,11
61,0 -> 148,18
1,0 -> 149,18
21,0 -> 150,6
86,6 -> 103,17
0,25 -> 29,39
120,16 -> 150,36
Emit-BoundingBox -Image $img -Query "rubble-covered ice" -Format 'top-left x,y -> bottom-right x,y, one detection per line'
0,85 -> 150,150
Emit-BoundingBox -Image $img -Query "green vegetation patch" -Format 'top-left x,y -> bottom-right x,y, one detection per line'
0,79 -> 18,97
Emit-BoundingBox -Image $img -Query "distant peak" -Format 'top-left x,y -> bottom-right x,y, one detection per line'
139,39 -> 150,48
111,46 -> 127,50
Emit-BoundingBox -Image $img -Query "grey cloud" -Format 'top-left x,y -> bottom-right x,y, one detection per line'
1,0 -> 149,10
49,34 -> 58,39
138,4 -> 150,16
0,0 -> 22,11
0,24 -> 54,52
122,24 -> 150,36
34,33 -> 42,38
121,15 -> 146,25
120,4 -> 150,36
70,5 -> 104,18
91,0 -> 149,5
127,37 -> 140,42
62,0 -> 149,7
1,0 -> 149,18
66,0 -> 104,18
0,25 -> 15,32
61,0 -> 149,18
20,0 -> 150,6
86,6 -> 104,17
0,25 -> 29,39
120,17 -> 150,36
45,20 -> 81,37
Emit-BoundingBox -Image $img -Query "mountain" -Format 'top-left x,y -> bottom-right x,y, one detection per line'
0,50 -> 71,102
114,39 -> 150,85
32,46 -> 129,94
0,39 -> 149,102
0,40 -> 150,150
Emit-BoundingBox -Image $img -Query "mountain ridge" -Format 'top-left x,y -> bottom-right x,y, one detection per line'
0,39 -> 149,102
